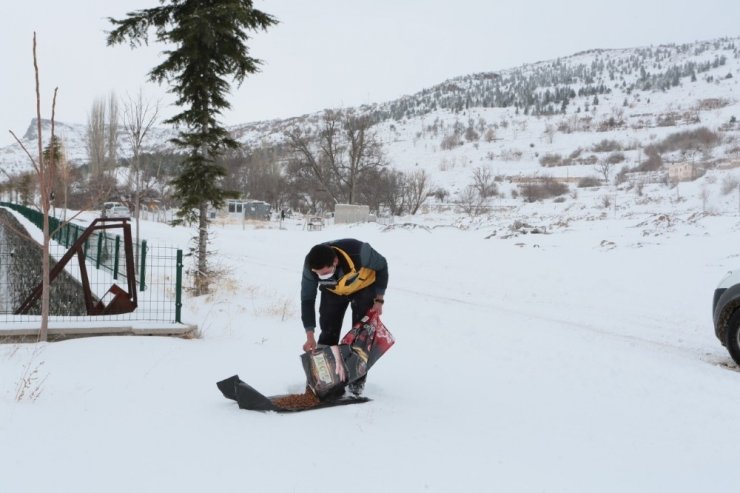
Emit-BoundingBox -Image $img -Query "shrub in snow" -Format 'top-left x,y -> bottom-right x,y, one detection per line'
519,178 -> 569,202
591,139 -> 623,153
578,176 -> 602,188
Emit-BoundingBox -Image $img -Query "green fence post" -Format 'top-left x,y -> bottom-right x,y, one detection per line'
139,240 -> 147,292
175,249 -> 183,323
96,233 -> 103,269
113,235 -> 120,280
50,216 -> 59,242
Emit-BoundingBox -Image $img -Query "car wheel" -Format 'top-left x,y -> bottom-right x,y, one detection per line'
724,309 -> 740,365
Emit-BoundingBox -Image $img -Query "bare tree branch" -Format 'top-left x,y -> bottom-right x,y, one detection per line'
8,131 -> 39,173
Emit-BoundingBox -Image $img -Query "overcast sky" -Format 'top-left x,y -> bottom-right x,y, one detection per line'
2,0 -> 739,147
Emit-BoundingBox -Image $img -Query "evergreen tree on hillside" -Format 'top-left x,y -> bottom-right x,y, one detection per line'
107,0 -> 277,295
42,136 -> 68,215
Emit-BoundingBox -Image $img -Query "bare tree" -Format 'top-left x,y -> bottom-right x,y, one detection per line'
285,110 -> 386,206
596,158 -> 614,185
122,89 -> 159,264
56,150 -> 72,221
344,113 -> 385,204
457,185 -> 488,217
106,93 -> 119,171
464,124 -> 479,142
285,125 -> 338,206
222,146 -> 286,208
86,93 -> 119,176
543,124 -> 556,144
472,166 -> 498,198
6,52 -> 120,341
12,172 -> 36,205
701,185 -> 711,212
373,168 -> 406,216
87,98 -> 106,175
9,33 -> 57,341
404,169 -> 431,215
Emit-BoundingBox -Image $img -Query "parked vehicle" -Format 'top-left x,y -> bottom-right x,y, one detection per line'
713,269 -> 740,364
107,205 -> 131,218
101,202 -> 124,217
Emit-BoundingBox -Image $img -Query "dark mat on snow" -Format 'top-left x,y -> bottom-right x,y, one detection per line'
217,374 -> 370,413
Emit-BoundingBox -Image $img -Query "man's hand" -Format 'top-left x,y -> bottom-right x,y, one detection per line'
373,296 -> 384,316
303,330 -> 316,352
331,346 -> 347,381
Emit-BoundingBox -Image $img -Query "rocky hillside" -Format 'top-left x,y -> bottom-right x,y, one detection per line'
2,36 -> 739,204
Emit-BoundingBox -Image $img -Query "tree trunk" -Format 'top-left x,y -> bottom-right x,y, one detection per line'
39,200 -> 50,341
135,194 -> 141,270
134,152 -> 141,270
195,201 -> 209,295
35,35 -> 50,342
348,166 -> 356,205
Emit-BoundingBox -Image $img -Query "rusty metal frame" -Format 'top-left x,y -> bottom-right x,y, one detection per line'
15,217 -> 138,316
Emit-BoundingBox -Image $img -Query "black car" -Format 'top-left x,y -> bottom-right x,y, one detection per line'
713,269 -> 740,364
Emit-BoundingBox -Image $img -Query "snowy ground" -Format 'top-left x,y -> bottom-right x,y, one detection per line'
2,201 -> 740,493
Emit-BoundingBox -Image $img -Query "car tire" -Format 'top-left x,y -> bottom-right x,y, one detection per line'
724,309 -> 740,365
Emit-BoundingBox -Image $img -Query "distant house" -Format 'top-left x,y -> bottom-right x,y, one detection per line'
243,200 -> 271,220
625,170 -> 668,185
666,162 -> 700,182
209,199 -> 271,221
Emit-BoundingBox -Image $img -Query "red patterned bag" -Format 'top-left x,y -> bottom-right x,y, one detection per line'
340,310 -> 395,370
301,311 -> 394,398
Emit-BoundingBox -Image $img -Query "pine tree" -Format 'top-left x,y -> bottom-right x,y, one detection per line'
42,136 -> 65,212
107,1 -> 277,295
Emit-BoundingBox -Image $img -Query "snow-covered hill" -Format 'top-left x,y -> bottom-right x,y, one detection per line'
2,36 -> 740,211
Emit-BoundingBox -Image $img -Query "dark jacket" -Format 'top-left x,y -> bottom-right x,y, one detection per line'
301,238 -> 388,331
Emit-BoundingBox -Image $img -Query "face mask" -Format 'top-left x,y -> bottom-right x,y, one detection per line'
317,268 -> 335,280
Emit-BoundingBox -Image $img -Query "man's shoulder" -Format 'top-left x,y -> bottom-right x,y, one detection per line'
330,238 -> 363,249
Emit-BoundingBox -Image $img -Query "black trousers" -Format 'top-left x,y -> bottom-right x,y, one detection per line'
317,286 -> 376,346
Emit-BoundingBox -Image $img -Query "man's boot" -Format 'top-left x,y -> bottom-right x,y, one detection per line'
348,375 -> 367,396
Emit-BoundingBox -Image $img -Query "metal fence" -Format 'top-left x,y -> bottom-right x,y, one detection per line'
0,203 -> 183,324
